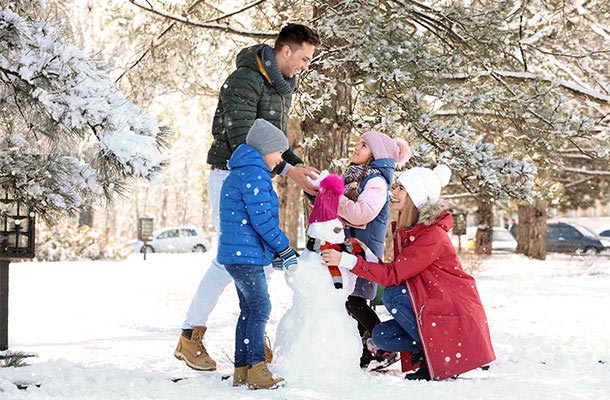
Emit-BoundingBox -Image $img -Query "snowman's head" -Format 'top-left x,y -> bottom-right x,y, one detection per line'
307,218 -> 345,244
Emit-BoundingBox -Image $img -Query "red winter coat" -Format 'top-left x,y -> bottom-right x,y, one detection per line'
351,205 -> 495,380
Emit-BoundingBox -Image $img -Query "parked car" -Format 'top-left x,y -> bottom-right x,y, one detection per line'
546,222 -> 607,255
129,227 -> 211,254
465,227 -> 518,252
598,228 -> 610,239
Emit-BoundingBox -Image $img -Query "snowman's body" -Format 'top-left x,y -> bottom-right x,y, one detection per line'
274,248 -> 362,381
274,173 -> 371,382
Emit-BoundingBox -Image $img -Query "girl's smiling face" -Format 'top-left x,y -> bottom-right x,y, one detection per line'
351,138 -> 373,165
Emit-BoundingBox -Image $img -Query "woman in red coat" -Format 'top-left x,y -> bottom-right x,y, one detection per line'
322,164 -> 495,381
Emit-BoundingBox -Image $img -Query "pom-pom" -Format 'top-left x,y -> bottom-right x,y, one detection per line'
394,138 -> 412,167
319,174 -> 345,196
433,164 -> 451,187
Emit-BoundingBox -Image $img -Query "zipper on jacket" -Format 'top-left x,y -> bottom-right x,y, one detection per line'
280,95 -> 285,132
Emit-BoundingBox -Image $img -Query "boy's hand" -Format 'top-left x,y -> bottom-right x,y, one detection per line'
278,247 -> 299,271
272,257 -> 284,270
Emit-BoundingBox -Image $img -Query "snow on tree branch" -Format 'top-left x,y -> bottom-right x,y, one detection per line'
441,70 -> 610,103
0,6 -> 167,219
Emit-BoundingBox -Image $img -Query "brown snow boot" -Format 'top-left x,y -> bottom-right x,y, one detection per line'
247,361 -> 285,390
264,334 -> 273,363
174,326 -> 217,371
233,366 -> 248,387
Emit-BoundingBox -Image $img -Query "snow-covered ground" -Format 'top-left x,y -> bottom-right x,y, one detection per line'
1,247 -> 609,399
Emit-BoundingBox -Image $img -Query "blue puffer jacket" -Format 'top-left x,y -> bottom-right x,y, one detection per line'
346,158 -> 394,300
217,144 -> 290,266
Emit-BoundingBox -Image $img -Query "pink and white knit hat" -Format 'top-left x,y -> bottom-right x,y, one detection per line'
362,131 -> 412,166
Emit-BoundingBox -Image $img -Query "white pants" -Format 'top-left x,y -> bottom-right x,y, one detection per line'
182,169 -> 272,329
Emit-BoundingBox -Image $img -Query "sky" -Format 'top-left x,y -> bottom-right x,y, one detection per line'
0,246 -> 609,400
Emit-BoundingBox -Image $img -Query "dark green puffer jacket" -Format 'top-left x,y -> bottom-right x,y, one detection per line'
207,44 -> 302,169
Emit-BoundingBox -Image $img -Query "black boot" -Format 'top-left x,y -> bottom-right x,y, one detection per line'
404,356 -> 431,381
373,350 -> 399,369
359,340 -> 375,368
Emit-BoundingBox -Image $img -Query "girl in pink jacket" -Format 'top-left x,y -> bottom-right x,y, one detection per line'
337,131 -> 410,368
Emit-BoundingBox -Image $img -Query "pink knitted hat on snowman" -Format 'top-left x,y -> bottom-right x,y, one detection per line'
362,131 -> 411,166
308,174 -> 345,224
307,174 -> 346,245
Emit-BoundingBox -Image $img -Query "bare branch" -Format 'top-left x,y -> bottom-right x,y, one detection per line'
128,0 -> 276,39
564,167 -> 610,176
205,0 -> 268,23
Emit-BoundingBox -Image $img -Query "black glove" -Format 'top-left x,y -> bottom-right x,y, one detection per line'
271,161 -> 287,177
304,191 -> 317,205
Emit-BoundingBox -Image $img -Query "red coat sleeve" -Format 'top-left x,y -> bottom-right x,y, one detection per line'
351,227 -> 442,287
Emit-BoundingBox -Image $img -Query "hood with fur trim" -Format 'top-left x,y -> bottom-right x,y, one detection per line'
417,201 -> 452,230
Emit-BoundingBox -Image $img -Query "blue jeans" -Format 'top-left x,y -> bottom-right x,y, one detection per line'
225,264 -> 271,367
371,285 -> 422,353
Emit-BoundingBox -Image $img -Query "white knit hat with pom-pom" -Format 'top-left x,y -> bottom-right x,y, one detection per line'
396,164 -> 451,209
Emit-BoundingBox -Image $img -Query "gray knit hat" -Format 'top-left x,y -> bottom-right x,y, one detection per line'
246,119 -> 289,155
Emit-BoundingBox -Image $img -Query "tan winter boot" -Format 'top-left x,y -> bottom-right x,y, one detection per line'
247,361 -> 285,390
233,366 -> 248,387
174,326 -> 217,371
264,334 -> 273,364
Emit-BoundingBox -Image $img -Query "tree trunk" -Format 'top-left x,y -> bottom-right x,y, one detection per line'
474,198 -> 493,255
301,77 -> 352,239
301,6 -> 354,238
303,3 -> 353,174
518,198 -> 547,260
160,188 -> 168,228
78,203 -> 94,227
301,77 -> 352,172
278,119 -> 305,248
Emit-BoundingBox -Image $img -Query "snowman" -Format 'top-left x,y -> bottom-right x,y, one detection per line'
274,173 -> 371,383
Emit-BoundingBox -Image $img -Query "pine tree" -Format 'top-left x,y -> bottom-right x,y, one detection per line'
297,0 -> 610,257
0,1 -> 169,220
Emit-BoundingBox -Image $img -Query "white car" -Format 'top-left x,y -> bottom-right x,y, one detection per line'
464,226 -> 518,252
598,227 -> 610,239
130,227 -> 211,253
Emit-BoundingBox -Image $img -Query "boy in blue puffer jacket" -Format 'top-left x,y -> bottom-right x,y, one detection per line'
218,118 -> 298,390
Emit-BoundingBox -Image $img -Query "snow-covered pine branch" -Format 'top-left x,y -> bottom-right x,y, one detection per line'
438,70 -> 610,103
0,5 -> 167,219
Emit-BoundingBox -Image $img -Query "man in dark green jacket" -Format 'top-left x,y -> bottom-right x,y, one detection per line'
174,23 -> 320,372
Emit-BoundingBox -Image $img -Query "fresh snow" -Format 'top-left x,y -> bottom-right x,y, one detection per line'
1,247 -> 609,399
